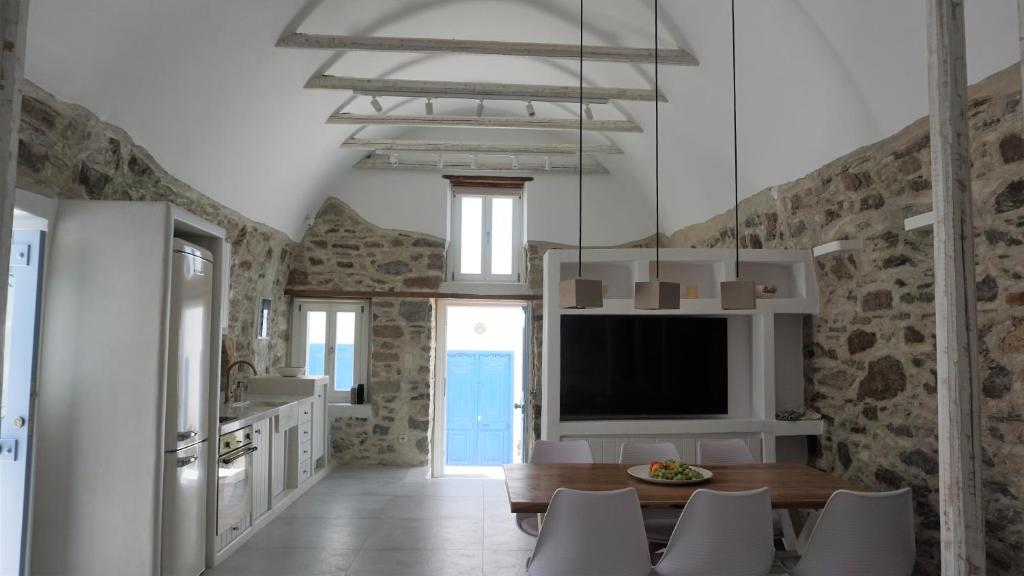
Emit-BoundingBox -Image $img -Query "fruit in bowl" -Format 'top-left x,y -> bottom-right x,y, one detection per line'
649,460 -> 704,481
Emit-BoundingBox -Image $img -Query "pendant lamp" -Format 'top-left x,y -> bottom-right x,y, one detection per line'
720,0 -> 755,310
561,0 -> 604,309
635,0 -> 680,310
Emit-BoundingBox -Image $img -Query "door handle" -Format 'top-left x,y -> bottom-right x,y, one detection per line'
221,445 -> 258,465
176,455 -> 199,468
177,430 -> 199,442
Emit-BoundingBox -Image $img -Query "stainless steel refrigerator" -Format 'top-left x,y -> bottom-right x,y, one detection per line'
161,239 -> 214,576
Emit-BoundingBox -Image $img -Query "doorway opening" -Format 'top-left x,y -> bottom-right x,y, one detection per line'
434,301 -> 528,478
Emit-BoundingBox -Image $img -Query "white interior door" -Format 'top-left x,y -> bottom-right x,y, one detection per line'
2,230 -> 45,576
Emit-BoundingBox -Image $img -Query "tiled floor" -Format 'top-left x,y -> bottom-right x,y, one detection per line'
206,466 -> 535,576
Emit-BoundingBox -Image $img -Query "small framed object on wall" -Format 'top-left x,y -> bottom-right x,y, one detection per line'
257,297 -> 272,340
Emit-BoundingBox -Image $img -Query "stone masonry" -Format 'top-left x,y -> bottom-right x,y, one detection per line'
668,64 -> 1024,575
15,82 -> 294,383
288,198 -> 445,465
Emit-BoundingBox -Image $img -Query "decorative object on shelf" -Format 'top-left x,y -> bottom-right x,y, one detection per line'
275,366 -> 304,377
685,285 -> 700,299
720,0 -> 756,311
775,408 -> 823,421
354,383 -> 365,405
635,0 -> 681,311
756,284 -> 778,299
560,0 -> 604,309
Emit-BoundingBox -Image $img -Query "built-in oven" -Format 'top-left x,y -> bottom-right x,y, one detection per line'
216,426 -> 257,550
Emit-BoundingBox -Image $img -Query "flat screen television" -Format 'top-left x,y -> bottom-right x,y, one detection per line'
560,315 -> 728,420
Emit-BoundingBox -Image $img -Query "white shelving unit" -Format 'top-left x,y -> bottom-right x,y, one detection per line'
542,248 -> 823,463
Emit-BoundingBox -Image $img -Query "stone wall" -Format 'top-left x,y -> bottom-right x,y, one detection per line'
16,81 -> 294,380
288,198 -> 446,465
668,64 -> 1024,575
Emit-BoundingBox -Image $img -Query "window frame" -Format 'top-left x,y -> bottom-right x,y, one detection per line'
289,299 -> 370,403
448,188 -> 525,283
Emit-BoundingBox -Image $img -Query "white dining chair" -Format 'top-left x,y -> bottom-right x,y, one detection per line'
653,488 -> 775,576
618,442 -> 682,544
786,488 -> 915,576
526,487 -> 652,576
517,440 -> 595,537
697,438 -> 755,465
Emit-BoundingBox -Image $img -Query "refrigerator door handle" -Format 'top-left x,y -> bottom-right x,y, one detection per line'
176,454 -> 199,468
176,430 -> 199,442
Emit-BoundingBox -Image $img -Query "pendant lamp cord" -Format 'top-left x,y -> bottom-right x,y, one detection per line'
731,0 -> 740,278
654,0 -> 660,279
578,0 -> 584,278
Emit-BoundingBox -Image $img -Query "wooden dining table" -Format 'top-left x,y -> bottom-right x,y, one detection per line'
503,463 -> 864,513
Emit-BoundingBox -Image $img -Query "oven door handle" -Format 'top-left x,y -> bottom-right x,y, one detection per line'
220,445 -> 257,465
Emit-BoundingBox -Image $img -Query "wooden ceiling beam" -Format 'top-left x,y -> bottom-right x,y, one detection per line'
342,138 -> 623,155
354,153 -> 610,174
307,75 -> 666,103
278,33 -> 698,66
328,113 -> 641,133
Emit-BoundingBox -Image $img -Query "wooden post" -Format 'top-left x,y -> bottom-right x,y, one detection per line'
926,1 -> 986,574
0,0 -> 29,389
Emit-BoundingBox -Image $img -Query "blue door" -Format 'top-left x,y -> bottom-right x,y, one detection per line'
445,351 -> 514,466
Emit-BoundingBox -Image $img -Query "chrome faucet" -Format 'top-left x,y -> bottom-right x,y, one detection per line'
225,360 -> 257,405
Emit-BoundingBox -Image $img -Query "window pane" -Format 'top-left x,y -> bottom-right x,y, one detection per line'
305,311 -> 327,377
334,311 -> 356,392
460,197 -> 483,275
490,197 -> 514,275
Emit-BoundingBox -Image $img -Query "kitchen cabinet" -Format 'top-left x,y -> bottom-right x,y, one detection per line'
252,418 -> 270,520
271,415 -> 286,502
312,384 -> 326,467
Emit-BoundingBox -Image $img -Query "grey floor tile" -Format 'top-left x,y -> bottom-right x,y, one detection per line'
245,515 -> 379,549
362,518 -> 483,550
379,495 -> 483,520
278,493 -> 394,519
482,550 -> 532,576
205,546 -> 357,575
483,515 -> 538,551
347,549 -> 483,576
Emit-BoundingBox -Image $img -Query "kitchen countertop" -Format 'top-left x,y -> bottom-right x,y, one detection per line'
218,393 -> 311,435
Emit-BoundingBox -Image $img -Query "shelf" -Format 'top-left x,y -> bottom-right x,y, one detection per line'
772,419 -> 825,436
329,403 -> 372,419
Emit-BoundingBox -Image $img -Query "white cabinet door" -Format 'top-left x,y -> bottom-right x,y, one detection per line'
271,416 -> 285,501
252,418 -> 270,519
313,384 -> 326,464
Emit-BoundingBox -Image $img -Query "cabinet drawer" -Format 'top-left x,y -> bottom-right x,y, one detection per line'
300,440 -> 312,461
298,420 -> 312,442
299,403 -> 313,423
299,458 -> 312,483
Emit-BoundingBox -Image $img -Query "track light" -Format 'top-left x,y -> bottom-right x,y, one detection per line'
476,99 -> 485,117
526,101 -> 536,117
425,98 -> 434,116
471,155 -> 478,169
545,156 -> 552,171
584,103 -> 594,120
437,155 -> 444,169
389,154 -> 399,166
370,96 -> 383,114
512,156 -> 520,170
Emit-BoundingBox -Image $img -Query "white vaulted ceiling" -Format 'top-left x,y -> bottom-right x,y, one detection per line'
24,0 -> 1021,242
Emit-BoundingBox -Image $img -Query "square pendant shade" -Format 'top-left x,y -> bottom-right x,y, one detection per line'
720,280 -> 756,310
634,280 -> 681,310
560,278 -> 604,309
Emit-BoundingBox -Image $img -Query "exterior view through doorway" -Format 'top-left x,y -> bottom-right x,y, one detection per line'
434,301 -> 528,477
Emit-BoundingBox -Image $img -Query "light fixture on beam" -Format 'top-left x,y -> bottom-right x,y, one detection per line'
545,156 -> 552,171
511,156 -> 520,170
719,0 -> 755,311
526,101 -> 536,117
561,0 -> 604,310
470,155 -> 478,169
437,155 -> 444,169
634,0 -> 680,310
425,98 -> 434,116
389,153 -> 399,166
370,96 -> 384,114
584,103 -> 594,120
476,99 -> 485,117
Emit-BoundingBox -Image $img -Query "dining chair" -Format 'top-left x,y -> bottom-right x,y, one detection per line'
697,438 -> 755,465
653,488 -> 775,576
517,440 -> 595,537
526,487 -> 652,576
785,488 -> 915,576
618,442 -> 683,544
